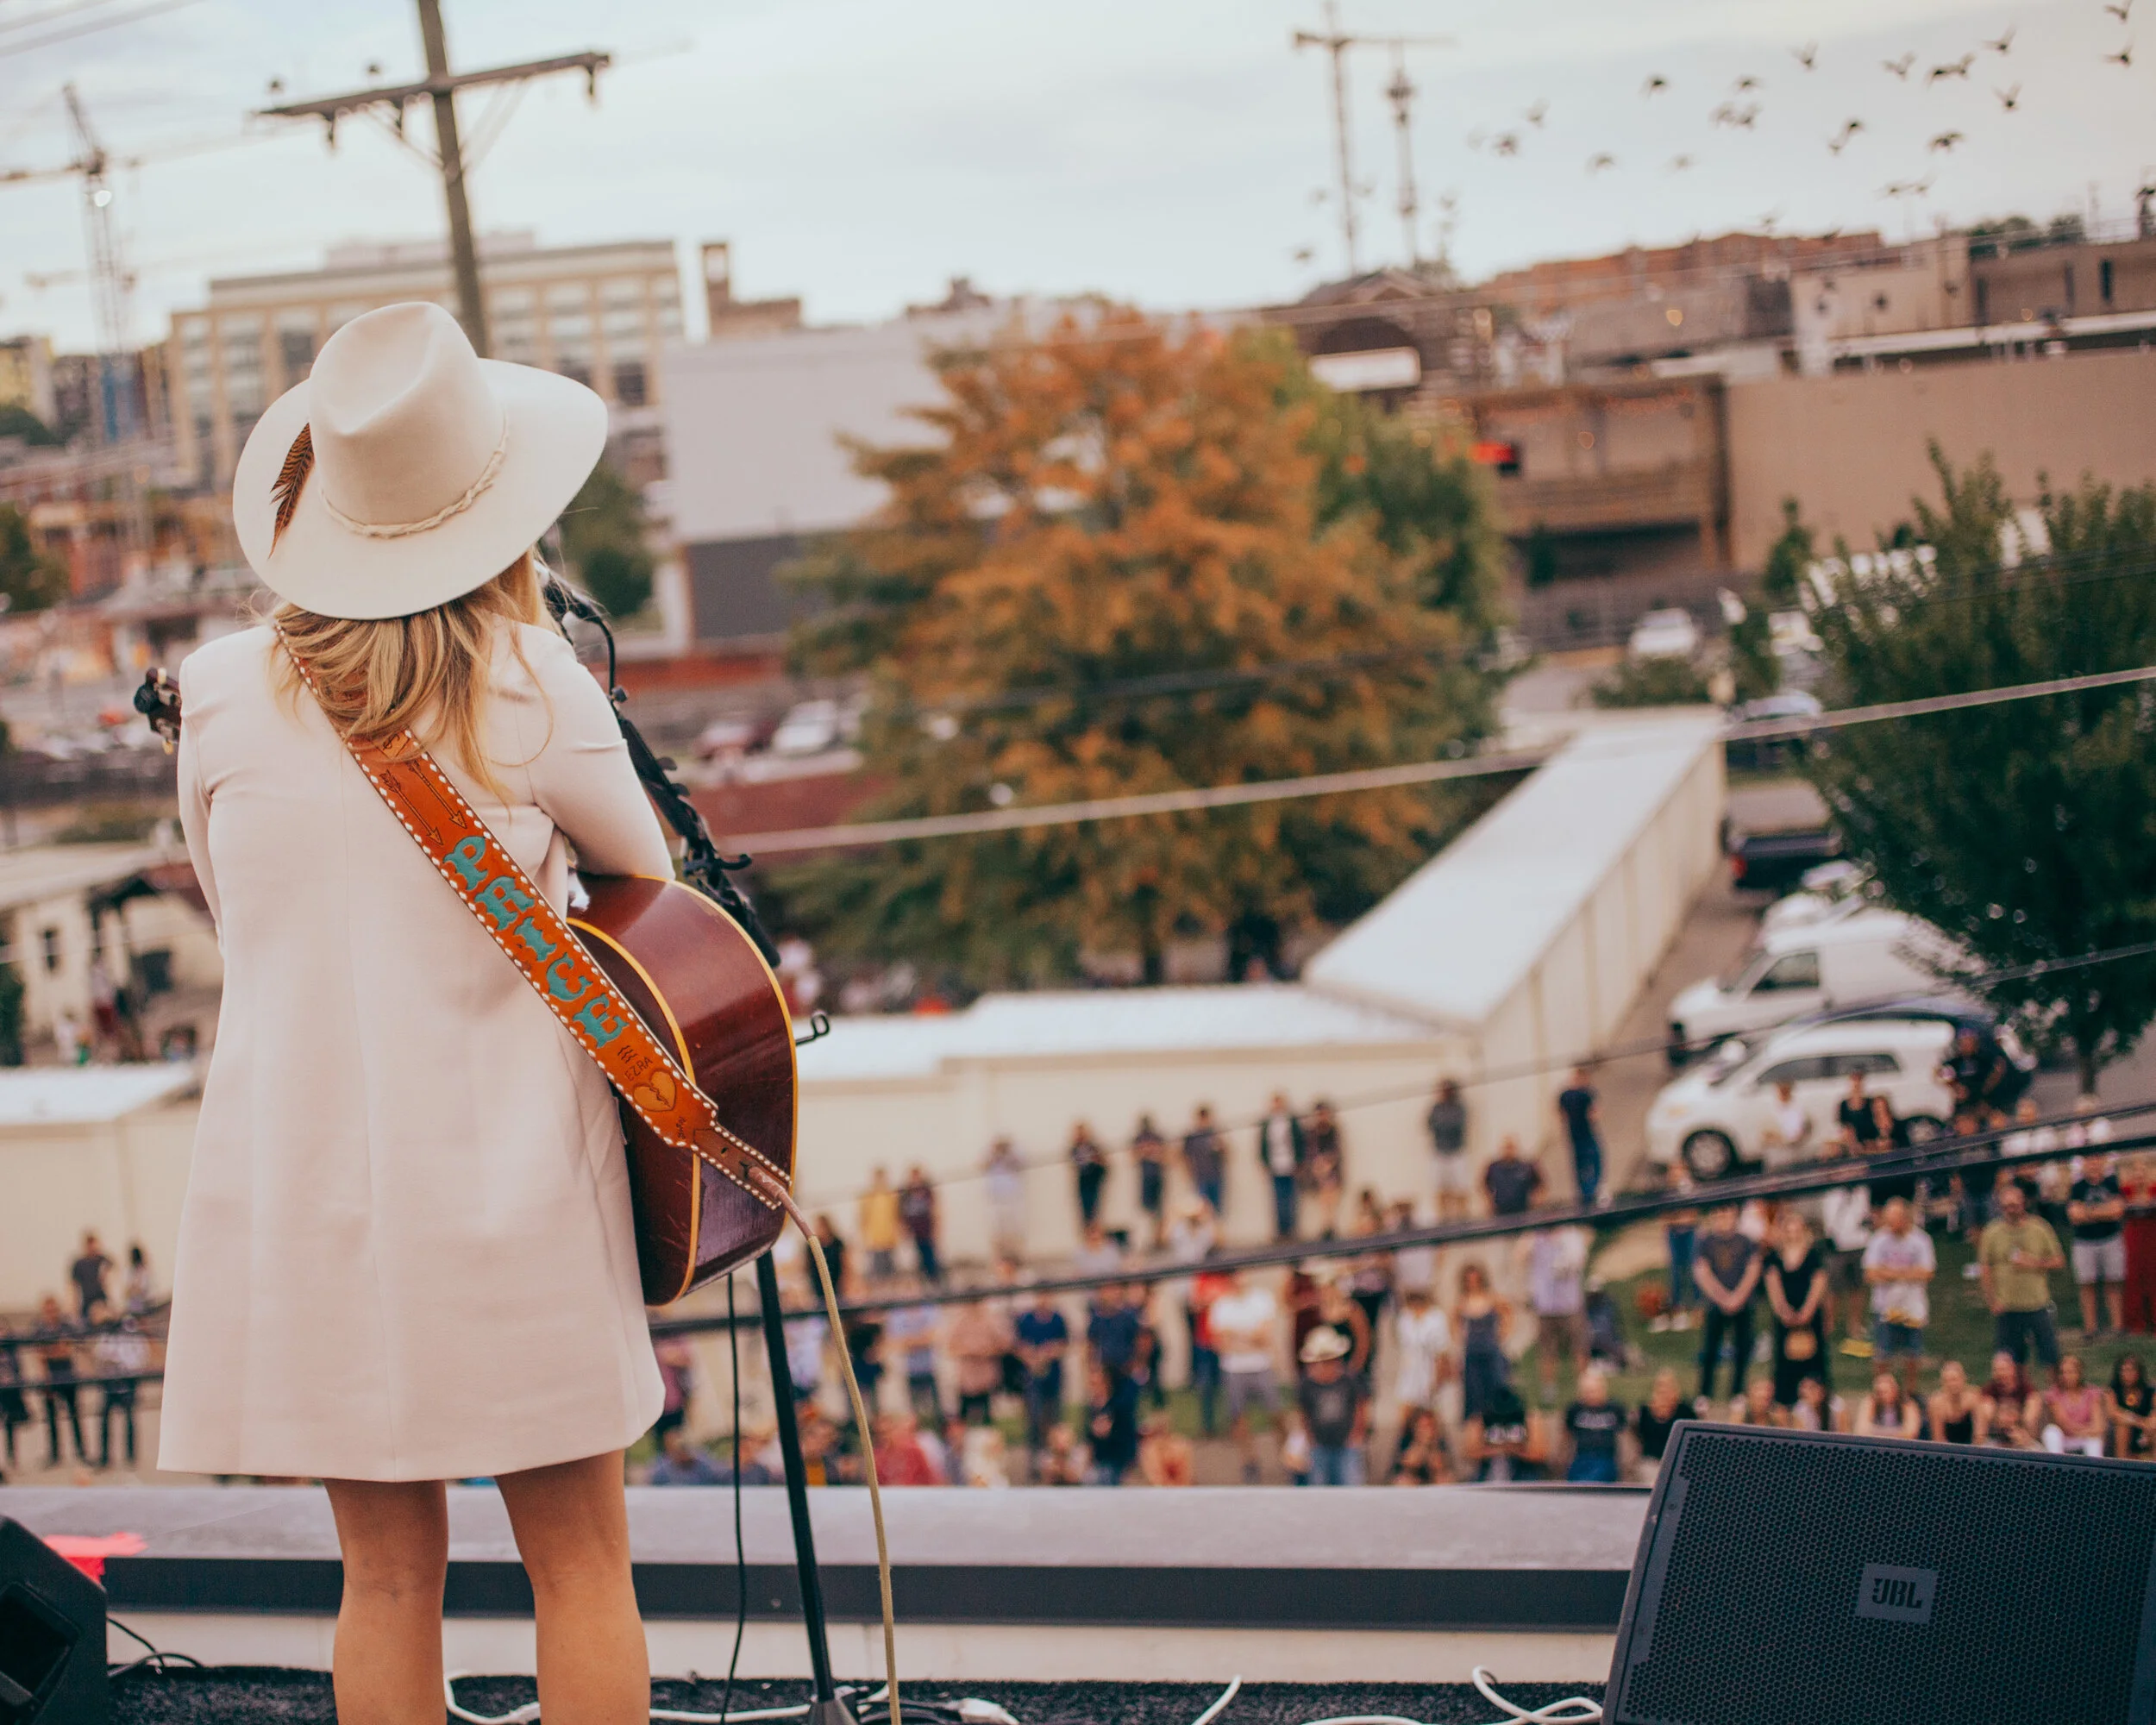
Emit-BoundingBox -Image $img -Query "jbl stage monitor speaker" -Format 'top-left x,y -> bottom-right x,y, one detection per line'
1607,1425 -> 2156,1725
0,1520 -> 108,1725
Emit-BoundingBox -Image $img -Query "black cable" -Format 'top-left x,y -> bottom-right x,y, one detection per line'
105,1615 -> 204,1678
720,1268 -> 747,1725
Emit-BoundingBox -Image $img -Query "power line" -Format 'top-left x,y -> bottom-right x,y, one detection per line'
728,661 -> 2156,853
0,0 -> 198,60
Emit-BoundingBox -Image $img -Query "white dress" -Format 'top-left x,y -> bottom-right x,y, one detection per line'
158,622 -> 672,1482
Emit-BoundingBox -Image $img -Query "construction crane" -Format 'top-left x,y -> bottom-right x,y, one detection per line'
1293,3 -> 1454,276
61,84 -> 135,448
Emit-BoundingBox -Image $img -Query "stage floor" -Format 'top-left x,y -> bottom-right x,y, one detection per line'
109,1672 -> 1608,1725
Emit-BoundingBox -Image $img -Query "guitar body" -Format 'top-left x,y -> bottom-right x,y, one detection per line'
570,875 -> 797,1305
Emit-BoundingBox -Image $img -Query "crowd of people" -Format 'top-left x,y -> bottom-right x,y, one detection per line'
1,1231 -> 157,1477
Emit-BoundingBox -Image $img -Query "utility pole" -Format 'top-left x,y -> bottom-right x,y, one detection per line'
257,3 -> 611,358
1293,5 -> 1452,278
1385,47 -> 1419,269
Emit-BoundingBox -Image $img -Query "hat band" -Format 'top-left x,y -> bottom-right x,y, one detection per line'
317,423 -> 510,541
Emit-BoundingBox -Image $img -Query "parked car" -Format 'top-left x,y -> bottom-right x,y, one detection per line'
1727,823 -> 1842,894
1666,907 -> 1970,1061
1627,608 -> 1701,661
694,713 -> 774,761
1724,689 -> 1825,772
1646,1016 -> 1960,1181
1761,861 -> 1874,933
769,698 -> 846,756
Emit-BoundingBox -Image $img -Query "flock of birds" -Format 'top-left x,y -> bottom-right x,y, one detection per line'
1459,6 -> 2135,206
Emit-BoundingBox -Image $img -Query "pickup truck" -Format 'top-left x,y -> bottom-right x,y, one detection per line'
1727,825 -> 1843,895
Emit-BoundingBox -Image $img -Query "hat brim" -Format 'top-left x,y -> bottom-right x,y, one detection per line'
231,361 -> 608,621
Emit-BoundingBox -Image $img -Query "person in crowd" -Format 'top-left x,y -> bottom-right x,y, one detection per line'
34,1295 -> 85,1467
1392,1406 -> 1454,1485
1304,1100 -> 1347,1239
983,1138 -> 1027,1263
122,1244 -> 151,1316
1693,1204 -> 1762,1407
1482,1135 -> 1543,1220
1853,1369 -> 1922,1440
1258,1093 -> 1307,1240
2040,1354 -> 2108,1456
1979,1351 -> 2041,1449
1528,1226 -> 1589,1402
1012,1287 -> 1069,1462
648,1427 -> 729,1486
1659,1189 -> 1701,1333
0,1322 -> 28,1472
2068,1151 -> 2127,1339
1086,1282 -> 1142,1380
1313,1275 -> 1373,1380
812,1214 -> 849,1300
2109,1356 -> 2153,1459
886,1280 -> 943,1426
843,1305 -> 885,1430
899,1165 -> 941,1284
1427,1078 -> 1471,1222
1181,1106 -> 1226,1220
69,1232 -> 112,1321
1584,1276 -> 1627,1372
1072,1220 -> 1124,1280
871,1413 -> 946,1486
1389,1284 -> 1453,1432
1131,1114 -> 1169,1249
1081,1361 -> 1140,1485
650,1336 -> 694,1450
93,1316 -> 150,1469
2121,1152 -> 2156,1335
1563,1367 -> 1626,1483
1929,1359 -> 1984,1445
1789,1374 -> 1846,1433
1209,1266 -> 1283,1484
1138,1413 -> 1195,1486
860,1167 -> 903,1284
1839,1072 -> 1912,1210
946,1301 -> 1009,1427
961,1425 -> 1012,1489
786,1308 -> 829,1407
1454,1260 -> 1512,1423
1293,1327 -> 1369,1485
1069,1120 -> 1109,1230
1185,1261 -> 1230,1437
1125,1286 -> 1165,1411
1817,1164 -> 1873,1355
1284,1261 -> 1322,1361
1759,1079 -> 1814,1164
1461,1380 -> 1551,1482
1763,1210 -> 1830,1409
1390,1198 -> 1436,1301
1036,1422 -> 1088,1486
1730,1376 -> 1783,1427
1861,1196 -> 1935,1394
1632,1369 -> 1685,1480
1556,1067 -> 1605,1207
1980,1181 -> 2065,1370
1346,1189 -> 1394,1339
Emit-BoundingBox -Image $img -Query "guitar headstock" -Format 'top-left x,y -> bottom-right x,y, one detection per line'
134,668 -> 181,754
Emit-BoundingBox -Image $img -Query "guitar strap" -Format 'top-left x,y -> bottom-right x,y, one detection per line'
278,633 -> 784,1213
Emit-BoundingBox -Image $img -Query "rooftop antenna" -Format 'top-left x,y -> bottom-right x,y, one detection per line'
1294,3 -> 1453,276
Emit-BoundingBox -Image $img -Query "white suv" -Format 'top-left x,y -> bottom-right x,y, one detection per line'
1645,1017 -> 1960,1182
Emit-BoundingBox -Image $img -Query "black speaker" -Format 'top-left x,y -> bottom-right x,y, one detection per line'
0,1520 -> 108,1725
1608,1425 -> 2156,1725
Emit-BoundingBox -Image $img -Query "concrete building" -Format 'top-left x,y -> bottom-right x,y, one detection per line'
166,231 -> 685,491
0,335 -> 57,430
791,716 -> 1724,1265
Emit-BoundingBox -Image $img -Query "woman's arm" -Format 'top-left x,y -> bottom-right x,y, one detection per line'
175,658 -> 222,932
1764,1263 -> 1796,1325
517,629 -> 674,878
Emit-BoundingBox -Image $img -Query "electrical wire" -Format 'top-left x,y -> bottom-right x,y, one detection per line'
445,1678 -> 900,1723
1290,1668 -> 1601,1725
1188,1676 -> 1243,1725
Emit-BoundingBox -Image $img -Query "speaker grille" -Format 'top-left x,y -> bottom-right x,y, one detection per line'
1616,1433 -> 2156,1725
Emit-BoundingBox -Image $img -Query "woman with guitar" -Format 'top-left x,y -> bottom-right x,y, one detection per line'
149,302 -> 805,1724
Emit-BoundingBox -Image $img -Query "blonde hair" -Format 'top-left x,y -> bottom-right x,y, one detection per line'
268,549 -> 547,797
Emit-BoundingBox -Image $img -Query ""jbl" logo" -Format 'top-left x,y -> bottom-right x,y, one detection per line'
1855,1563 -> 1937,1624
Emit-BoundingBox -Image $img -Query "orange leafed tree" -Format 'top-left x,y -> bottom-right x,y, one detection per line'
781,305 -> 1506,986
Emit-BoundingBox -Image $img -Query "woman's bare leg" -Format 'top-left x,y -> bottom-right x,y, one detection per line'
323,1477 -> 448,1725
498,1449 -> 647,1723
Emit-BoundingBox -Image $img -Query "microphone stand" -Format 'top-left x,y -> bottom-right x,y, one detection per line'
542,573 -> 850,1721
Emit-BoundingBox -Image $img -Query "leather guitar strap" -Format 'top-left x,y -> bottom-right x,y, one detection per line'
279,635 -> 784,1213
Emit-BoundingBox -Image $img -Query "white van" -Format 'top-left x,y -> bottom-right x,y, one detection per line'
1666,909 -> 1968,1059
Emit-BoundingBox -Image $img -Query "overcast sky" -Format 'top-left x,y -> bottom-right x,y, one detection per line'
0,0 -> 2144,352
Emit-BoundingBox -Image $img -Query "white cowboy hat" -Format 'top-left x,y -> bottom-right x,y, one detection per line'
1299,1326 -> 1351,1365
231,300 -> 607,620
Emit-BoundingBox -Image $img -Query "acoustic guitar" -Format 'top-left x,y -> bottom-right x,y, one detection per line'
135,617 -> 799,1307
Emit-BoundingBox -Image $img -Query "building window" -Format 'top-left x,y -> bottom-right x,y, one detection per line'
602,307 -> 645,341
555,359 -> 592,387
1975,279 -> 1990,324
612,360 -> 647,406
279,329 -> 316,379
2064,265 -> 2076,313
549,311 -> 592,342
2102,259 -> 2115,304
546,282 -> 591,312
601,275 -> 645,307
491,285 -> 536,315
41,926 -> 60,972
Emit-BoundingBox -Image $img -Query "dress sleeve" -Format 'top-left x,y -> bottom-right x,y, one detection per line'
175,656 -> 222,933
517,628 -> 674,879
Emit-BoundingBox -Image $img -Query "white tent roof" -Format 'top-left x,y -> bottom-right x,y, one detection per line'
0,844 -> 172,914
0,1063 -> 198,1127
1303,714 -> 1723,1030
797,982 -> 1438,1083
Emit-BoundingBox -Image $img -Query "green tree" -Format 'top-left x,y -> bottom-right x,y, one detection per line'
1589,656 -> 1714,708
0,505 -> 68,612
1807,447 -> 2156,1088
559,461 -> 654,617
1728,602 -> 1779,701
0,405 -> 60,447
780,308 -> 1507,985
1760,497 -> 1815,607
